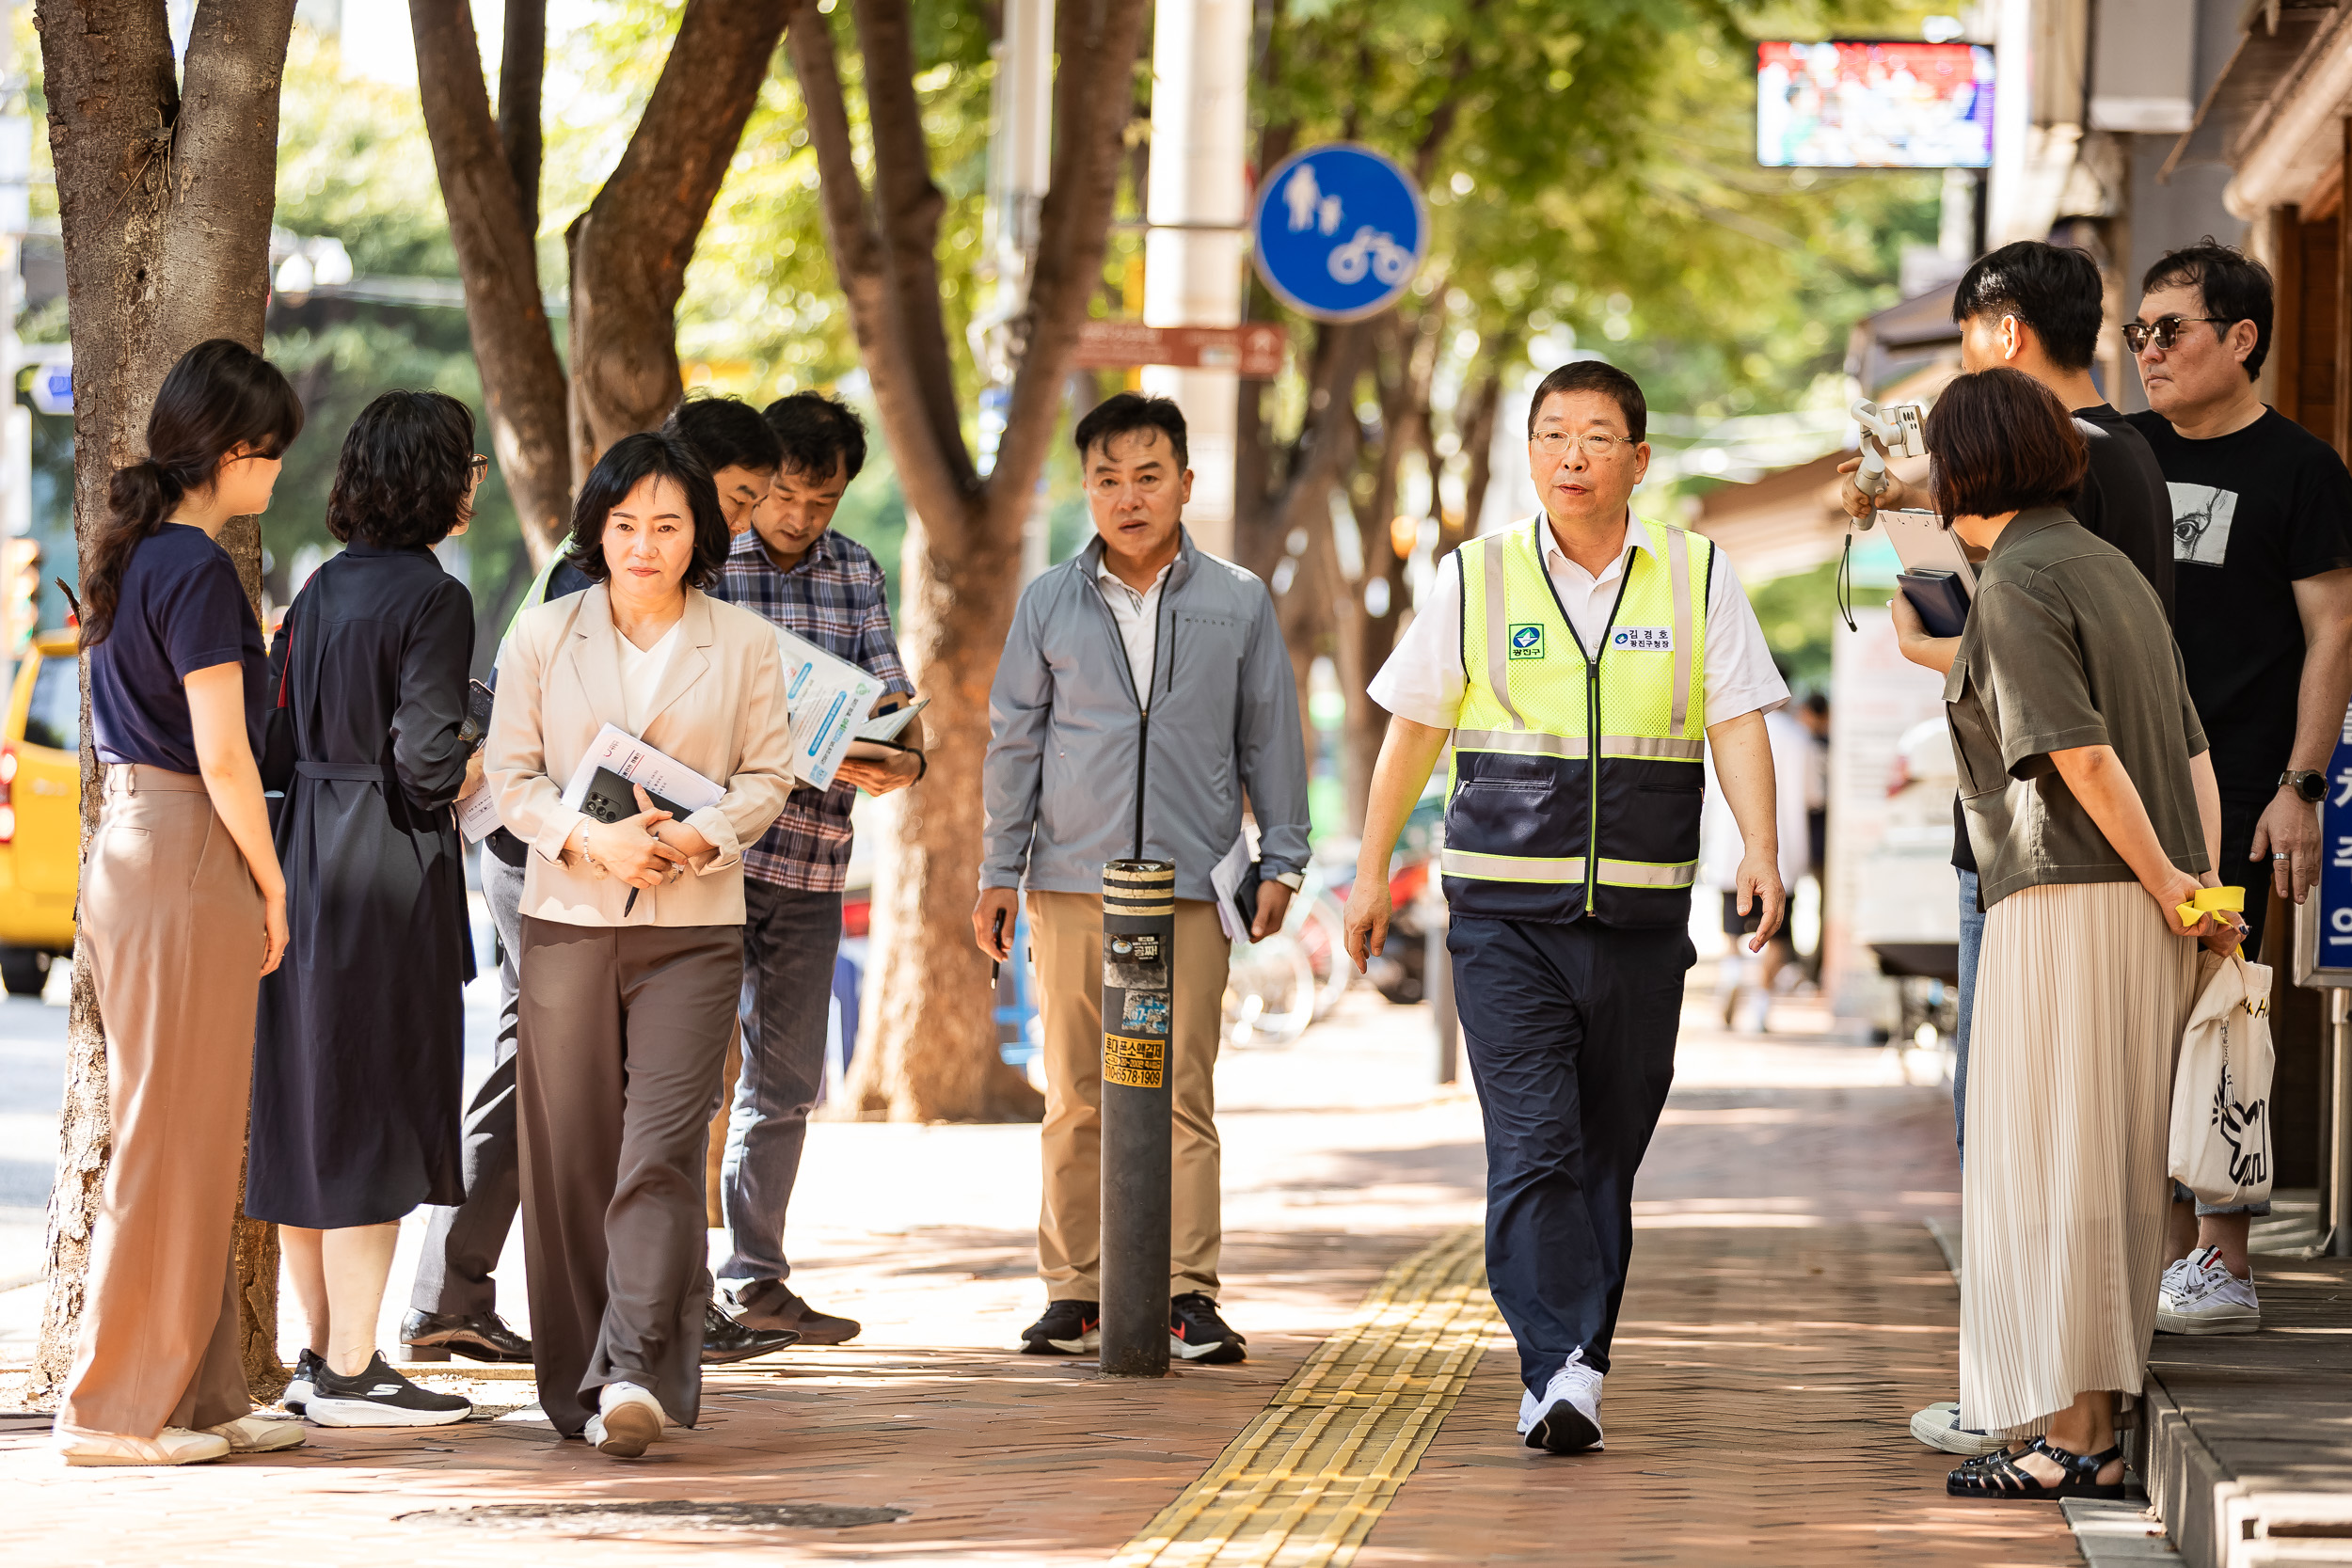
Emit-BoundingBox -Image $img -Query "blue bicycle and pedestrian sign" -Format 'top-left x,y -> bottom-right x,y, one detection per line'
1249,143 -> 1428,322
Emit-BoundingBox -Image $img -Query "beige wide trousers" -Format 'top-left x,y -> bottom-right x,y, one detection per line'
1029,891 -> 1231,1300
59,766 -> 264,1439
1960,879 -> 2199,1437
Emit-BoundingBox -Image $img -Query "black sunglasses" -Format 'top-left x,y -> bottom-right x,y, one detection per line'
2122,315 -> 2232,354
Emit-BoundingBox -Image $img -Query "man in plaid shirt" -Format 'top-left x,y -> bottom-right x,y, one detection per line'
709,392 -> 922,1347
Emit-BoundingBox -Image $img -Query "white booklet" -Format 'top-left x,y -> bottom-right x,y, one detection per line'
1210,829 -> 1254,943
774,626 -> 882,790
558,722 -> 726,816
456,783 -> 502,844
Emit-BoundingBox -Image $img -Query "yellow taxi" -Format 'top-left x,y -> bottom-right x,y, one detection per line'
0,630 -> 81,994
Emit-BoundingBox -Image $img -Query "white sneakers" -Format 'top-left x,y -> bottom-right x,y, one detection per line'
584,1380 -> 667,1458
1517,1351 -> 1604,1453
1908,1401 -> 2006,1457
2158,1245 -> 2261,1335
52,1426 -> 230,1467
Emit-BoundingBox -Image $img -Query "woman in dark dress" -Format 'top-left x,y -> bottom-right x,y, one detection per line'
247,390 -> 483,1428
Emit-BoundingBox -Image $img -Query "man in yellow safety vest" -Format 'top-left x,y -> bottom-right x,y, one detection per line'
1343,359 -> 1791,1453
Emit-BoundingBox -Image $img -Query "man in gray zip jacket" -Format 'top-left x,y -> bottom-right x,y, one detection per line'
976,393 -> 1311,1366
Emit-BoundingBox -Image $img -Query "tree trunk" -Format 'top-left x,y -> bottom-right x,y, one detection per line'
787,0 -> 1148,1120
410,0 -> 571,561
31,0 -> 298,1402
565,0 -> 792,469
497,0 -> 545,240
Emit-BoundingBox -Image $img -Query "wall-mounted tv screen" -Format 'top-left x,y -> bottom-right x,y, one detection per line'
1756,40 -> 1995,168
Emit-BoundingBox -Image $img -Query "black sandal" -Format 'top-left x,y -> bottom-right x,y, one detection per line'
1945,1436 -> 2125,1500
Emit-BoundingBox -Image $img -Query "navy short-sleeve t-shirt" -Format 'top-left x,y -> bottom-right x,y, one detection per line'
89,523 -> 268,772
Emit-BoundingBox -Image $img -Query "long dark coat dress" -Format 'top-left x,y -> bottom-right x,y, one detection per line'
246,542 -> 477,1230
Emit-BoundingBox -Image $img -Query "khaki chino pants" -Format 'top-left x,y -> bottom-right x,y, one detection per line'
1027,890 -> 1230,1301
60,766 -> 264,1439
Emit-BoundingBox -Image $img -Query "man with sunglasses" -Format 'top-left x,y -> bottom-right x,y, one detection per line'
2122,240 -> 2352,1338
1343,360 -> 1790,1452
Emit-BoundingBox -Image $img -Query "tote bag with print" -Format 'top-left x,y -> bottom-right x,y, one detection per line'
2168,949 -> 2275,1209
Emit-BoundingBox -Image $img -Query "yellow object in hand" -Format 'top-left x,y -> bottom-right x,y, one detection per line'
2174,884 -> 2246,928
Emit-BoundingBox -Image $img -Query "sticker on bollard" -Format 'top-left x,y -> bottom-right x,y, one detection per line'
1104,930 -> 1168,990
1104,1033 -> 1166,1087
1120,990 -> 1170,1037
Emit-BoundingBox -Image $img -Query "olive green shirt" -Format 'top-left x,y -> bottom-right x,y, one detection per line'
1945,506 -> 2209,909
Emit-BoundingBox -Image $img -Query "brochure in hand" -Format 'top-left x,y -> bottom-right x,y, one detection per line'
559,722 -> 725,819
773,627 -> 883,790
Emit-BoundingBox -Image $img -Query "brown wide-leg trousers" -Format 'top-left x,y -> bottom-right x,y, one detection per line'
516,915 -> 739,1438
1027,891 -> 1231,1301
60,765 -> 263,1439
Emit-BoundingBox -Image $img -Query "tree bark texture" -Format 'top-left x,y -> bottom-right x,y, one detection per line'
565,0 -> 791,472
497,0 -> 545,240
787,0 -> 1148,1121
409,0 -> 571,561
31,0 -> 297,1402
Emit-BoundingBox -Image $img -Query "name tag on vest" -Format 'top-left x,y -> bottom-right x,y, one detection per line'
1610,626 -> 1673,653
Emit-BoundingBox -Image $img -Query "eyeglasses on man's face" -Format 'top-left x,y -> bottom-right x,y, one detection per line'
1530,430 -> 1638,458
2122,315 -> 2232,354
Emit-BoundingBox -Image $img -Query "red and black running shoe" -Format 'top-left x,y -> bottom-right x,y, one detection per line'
1020,1300 -> 1101,1354
1169,1292 -> 1247,1364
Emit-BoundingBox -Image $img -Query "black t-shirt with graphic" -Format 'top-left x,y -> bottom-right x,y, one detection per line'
2127,405 -> 2352,803
1952,404 -> 2176,874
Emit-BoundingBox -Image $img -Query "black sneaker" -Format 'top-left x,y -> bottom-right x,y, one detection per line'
1020,1300 -> 1100,1354
701,1301 -> 797,1364
302,1352 -> 471,1427
1169,1293 -> 1246,1364
400,1307 -> 533,1363
282,1348 -> 323,1417
729,1278 -> 863,1344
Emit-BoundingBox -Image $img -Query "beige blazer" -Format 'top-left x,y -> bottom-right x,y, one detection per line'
488,583 -> 794,927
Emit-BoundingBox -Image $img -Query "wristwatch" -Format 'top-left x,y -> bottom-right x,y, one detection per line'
2280,768 -> 2327,804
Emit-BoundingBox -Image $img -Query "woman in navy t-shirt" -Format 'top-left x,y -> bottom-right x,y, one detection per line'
52,340 -> 305,1468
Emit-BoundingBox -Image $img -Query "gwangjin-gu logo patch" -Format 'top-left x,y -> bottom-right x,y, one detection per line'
1508,624 -> 1545,659
1612,626 -> 1672,652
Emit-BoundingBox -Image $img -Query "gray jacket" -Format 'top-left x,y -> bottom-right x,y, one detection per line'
982,530 -> 1311,904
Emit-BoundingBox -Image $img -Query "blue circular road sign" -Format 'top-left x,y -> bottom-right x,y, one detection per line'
1249,143 -> 1427,322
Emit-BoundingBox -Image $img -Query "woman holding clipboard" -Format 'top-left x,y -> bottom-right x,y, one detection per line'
485,432 -> 795,1458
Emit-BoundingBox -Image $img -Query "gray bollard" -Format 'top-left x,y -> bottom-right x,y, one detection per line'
1099,858 -> 1175,1377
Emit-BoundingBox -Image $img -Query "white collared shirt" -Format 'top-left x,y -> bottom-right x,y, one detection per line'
1094,559 -> 1174,697
1366,515 -> 1788,731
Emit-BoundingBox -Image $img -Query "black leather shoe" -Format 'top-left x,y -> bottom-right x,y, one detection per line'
701,1302 -> 797,1364
731,1278 -> 863,1344
400,1308 -> 533,1364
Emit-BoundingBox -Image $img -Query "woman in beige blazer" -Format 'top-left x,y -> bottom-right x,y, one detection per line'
486,431 -> 793,1459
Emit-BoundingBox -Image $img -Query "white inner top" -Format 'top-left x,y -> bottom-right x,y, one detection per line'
616,621 -> 681,732
1094,559 -> 1175,701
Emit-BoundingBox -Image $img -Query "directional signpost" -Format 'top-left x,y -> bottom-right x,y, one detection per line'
2300,703 -> 2352,1254
1249,142 -> 1428,323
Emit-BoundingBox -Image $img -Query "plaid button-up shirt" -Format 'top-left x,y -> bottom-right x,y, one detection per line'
714,528 -> 914,892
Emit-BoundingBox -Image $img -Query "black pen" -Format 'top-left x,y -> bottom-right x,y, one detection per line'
990,908 -> 1007,983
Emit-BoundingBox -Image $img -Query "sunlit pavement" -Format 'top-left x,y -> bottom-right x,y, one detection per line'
0,960 -> 2079,1565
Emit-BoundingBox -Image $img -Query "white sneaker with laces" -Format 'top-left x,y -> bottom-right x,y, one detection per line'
584,1380 -> 667,1458
1516,1351 -> 1604,1453
1908,1400 -> 2006,1456
2158,1245 -> 2260,1335
201,1414 -> 306,1453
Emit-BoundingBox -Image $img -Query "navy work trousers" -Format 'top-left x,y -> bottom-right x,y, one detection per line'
1451,915 -> 1692,1396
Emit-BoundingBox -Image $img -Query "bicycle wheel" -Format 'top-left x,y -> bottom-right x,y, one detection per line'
1224,932 -> 1317,1047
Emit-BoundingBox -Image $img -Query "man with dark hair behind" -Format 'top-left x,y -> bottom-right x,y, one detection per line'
2123,239 -> 2352,1338
1836,239 -> 2177,1458
705,389 -> 922,1348
977,391 -> 1309,1367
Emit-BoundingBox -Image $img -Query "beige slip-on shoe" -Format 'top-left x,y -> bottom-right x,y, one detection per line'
201,1414 -> 306,1453
54,1426 -> 231,1467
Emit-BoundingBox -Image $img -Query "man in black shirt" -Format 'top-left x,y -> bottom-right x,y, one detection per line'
2124,241 -> 2352,1337
1842,240 -> 2176,1457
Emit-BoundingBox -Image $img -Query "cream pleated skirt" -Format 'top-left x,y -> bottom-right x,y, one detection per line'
1959,879 -> 2200,1437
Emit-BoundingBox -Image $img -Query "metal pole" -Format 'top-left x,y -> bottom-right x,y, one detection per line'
2330,988 -> 2352,1258
1426,903 -> 1456,1085
1099,858 -> 1175,1376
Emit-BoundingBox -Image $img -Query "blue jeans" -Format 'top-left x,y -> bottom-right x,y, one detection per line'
1954,870 -> 1983,1164
718,881 -> 845,1283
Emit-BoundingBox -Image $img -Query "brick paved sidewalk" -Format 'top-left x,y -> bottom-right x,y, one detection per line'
0,990 -> 2079,1566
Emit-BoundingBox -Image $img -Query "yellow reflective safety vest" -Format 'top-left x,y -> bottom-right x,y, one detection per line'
1441,516 -> 1711,927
